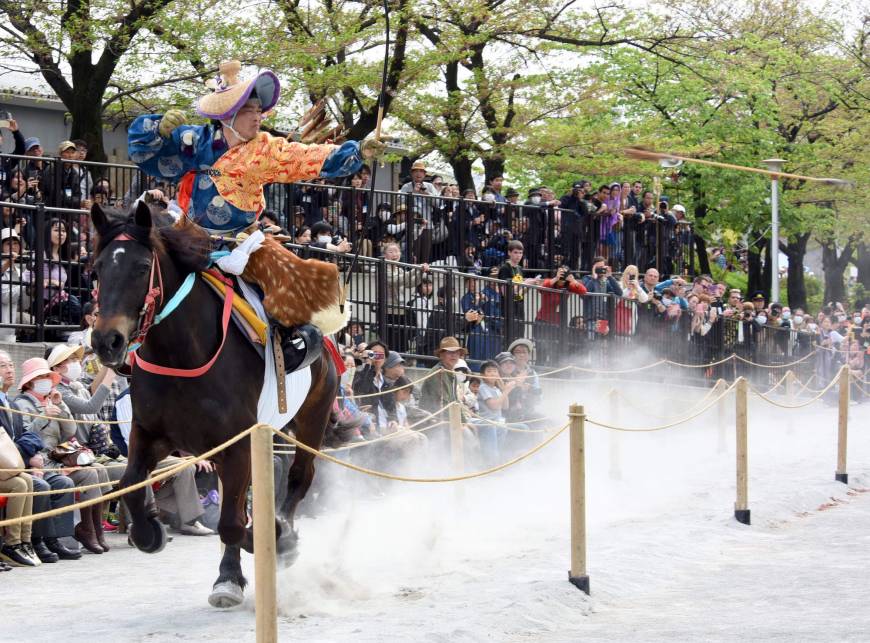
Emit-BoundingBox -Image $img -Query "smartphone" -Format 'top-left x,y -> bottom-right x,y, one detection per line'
0,110 -> 10,129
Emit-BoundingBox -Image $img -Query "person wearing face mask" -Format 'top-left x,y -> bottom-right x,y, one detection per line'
310,221 -> 351,253
13,358 -> 112,555
47,344 -> 123,476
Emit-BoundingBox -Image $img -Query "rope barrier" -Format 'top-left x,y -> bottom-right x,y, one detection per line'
733,350 -> 818,369
271,423 -> 569,483
585,381 -> 737,432
749,368 -> 842,409
0,423 -> 263,529
608,384 -> 720,421
0,457 -> 195,474
0,403 -> 124,425
465,409 -> 558,433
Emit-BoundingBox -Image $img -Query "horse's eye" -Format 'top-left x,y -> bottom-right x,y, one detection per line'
135,262 -> 151,275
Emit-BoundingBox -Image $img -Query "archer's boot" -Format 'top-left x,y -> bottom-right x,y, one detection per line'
93,503 -> 110,552
280,324 -> 323,373
74,514 -> 103,555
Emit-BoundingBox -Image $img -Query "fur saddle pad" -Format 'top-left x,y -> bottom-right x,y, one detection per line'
240,232 -> 347,336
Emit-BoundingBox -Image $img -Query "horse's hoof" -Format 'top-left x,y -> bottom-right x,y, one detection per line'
209,581 -> 245,609
276,521 -> 299,568
129,517 -> 167,554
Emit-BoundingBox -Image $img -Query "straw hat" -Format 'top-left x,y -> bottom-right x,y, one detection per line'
46,343 -> 85,369
17,358 -> 61,390
434,336 -> 467,357
196,60 -> 281,121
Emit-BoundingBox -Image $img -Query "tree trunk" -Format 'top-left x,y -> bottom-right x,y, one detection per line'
69,95 -> 108,167
448,156 -> 476,194
820,239 -> 854,305
782,233 -> 810,311
694,234 -> 711,275
746,235 -> 766,299
856,243 -> 870,291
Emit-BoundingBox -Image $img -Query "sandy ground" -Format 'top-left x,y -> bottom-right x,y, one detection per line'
4,384 -> 870,643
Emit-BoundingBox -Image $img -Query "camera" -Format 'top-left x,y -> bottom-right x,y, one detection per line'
594,266 -> 607,276
365,350 -> 376,359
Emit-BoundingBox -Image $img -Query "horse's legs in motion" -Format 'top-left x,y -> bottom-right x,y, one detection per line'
122,425 -> 169,554
209,442 -> 252,609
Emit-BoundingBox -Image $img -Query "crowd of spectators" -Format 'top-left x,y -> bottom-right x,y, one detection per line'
0,337 -> 216,570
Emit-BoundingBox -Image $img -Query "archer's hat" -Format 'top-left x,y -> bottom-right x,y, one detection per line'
196,60 -> 280,121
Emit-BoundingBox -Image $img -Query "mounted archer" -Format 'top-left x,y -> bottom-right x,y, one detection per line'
128,60 -> 384,370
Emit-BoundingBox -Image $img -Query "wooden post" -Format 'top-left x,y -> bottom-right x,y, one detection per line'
734,378 -> 750,525
448,402 -> 465,473
836,366 -> 849,484
714,379 -> 727,454
568,404 -> 589,594
785,370 -> 796,435
608,389 -> 621,480
250,425 -> 278,643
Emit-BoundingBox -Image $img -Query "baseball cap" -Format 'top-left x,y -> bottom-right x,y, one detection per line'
672,204 -> 686,214
24,137 -> 40,152
383,351 -> 405,369
58,140 -> 77,153
572,181 -> 584,189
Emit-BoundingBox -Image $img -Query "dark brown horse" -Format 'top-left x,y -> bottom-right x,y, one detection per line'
89,201 -> 337,608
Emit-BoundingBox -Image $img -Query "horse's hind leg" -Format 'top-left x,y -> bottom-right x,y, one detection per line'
209,442 -> 251,609
122,425 -> 170,554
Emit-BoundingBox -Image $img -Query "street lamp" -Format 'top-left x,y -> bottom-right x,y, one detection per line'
762,158 -> 786,304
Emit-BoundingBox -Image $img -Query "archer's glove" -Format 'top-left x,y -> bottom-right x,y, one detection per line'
158,109 -> 187,138
360,137 -> 386,160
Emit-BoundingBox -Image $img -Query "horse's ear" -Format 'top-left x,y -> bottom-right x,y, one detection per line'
134,200 -> 152,229
91,202 -> 108,232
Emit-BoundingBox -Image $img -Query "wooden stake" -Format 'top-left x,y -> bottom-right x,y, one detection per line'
836,366 -> 849,484
568,404 -> 589,594
715,379 -> 727,454
250,425 -> 278,643
734,378 -> 750,525
608,389 -> 621,480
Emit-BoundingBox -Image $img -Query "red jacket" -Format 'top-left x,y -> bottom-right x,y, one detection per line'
535,278 -> 587,323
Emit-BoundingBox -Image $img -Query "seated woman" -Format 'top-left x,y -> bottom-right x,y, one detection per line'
13,357 -> 112,554
0,429 -> 40,567
47,344 -> 124,484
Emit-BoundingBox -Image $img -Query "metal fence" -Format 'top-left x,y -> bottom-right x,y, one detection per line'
1,153 -> 696,276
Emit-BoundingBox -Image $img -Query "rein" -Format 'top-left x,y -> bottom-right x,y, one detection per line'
104,232 -> 234,378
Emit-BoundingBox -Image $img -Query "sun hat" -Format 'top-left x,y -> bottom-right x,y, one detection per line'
17,357 -> 61,390
46,343 -> 85,369
196,60 -> 280,121
1,228 -> 20,243
455,359 -> 470,372
508,338 -> 534,355
410,160 -> 427,172
435,336 -> 467,357
23,137 -> 40,152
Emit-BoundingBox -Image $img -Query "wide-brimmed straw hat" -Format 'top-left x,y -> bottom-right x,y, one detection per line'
435,336 -> 467,357
46,343 -> 85,369
18,357 -> 61,390
196,60 -> 281,121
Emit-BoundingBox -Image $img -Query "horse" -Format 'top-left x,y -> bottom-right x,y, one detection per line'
89,201 -> 338,608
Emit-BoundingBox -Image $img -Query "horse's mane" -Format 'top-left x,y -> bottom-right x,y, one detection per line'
95,206 -> 212,274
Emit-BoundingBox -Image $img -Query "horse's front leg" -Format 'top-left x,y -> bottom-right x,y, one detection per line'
122,425 -> 169,554
209,443 -> 251,609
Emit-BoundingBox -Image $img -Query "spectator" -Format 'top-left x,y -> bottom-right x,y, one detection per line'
41,141 -> 82,209
0,228 -> 31,342
0,118 -> 24,188
534,265 -> 587,365
21,137 -> 44,183
419,336 -> 467,415
72,139 -> 93,200
25,217 -> 83,329
0,426 -> 39,566
558,181 -> 587,271
497,240 -> 542,341
461,277 -> 502,361
406,276 -> 435,355
352,341 -> 399,425
506,338 -> 542,421
582,256 -> 623,329
13,357 -> 111,554
310,221 -> 351,253
383,242 -> 430,352
0,350 -> 80,563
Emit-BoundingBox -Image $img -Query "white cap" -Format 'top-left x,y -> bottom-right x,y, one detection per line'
1,228 -> 20,243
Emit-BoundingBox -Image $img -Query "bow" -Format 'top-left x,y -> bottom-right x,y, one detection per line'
343,0 -> 391,296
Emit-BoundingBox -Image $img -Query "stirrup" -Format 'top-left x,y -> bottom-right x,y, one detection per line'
279,324 -> 323,373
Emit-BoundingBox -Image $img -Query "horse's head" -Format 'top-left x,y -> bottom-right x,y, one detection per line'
89,201 -> 158,367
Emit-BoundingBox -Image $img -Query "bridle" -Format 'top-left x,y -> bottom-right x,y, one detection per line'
94,230 -> 233,378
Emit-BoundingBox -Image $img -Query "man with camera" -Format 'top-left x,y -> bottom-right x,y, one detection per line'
581,257 -> 623,333
310,221 -> 352,253
0,115 -> 25,188
535,265 -> 587,364
559,181 -> 589,272
41,141 -> 82,210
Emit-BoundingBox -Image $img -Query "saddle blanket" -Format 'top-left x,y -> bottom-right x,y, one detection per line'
237,279 -> 311,430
